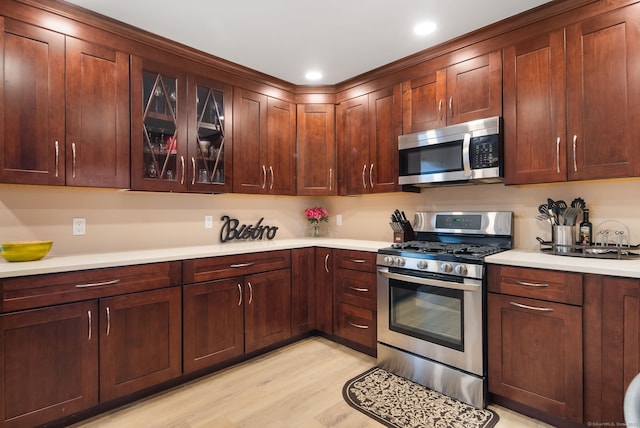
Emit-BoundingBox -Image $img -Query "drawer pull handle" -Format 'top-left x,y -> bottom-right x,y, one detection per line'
230,262 -> 255,268
348,286 -> 369,293
350,259 -> 366,264
75,279 -> 121,288
88,310 -> 92,340
514,280 -> 549,288
509,301 -> 554,312
349,321 -> 369,329
106,306 -> 111,336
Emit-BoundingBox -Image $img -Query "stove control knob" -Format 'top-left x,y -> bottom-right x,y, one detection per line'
441,262 -> 453,273
455,264 -> 468,276
384,256 -> 394,266
417,260 -> 429,270
394,257 -> 405,267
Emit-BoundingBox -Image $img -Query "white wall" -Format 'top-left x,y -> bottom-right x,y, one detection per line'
1,178 -> 639,256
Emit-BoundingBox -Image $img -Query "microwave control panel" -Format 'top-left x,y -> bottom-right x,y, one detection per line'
470,136 -> 500,169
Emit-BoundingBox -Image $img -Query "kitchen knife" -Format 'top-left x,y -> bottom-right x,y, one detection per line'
400,211 -> 408,224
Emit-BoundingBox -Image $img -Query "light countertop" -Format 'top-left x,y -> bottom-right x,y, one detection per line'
0,238 -> 392,278
486,249 -> 640,279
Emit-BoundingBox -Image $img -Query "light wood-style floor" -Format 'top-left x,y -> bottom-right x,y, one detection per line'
71,337 -> 552,427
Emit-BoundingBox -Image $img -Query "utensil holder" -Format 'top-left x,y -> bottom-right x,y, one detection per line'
553,225 -> 575,254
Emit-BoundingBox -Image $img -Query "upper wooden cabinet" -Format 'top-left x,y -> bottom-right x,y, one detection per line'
504,4 -> 640,185
402,50 -> 502,134
233,88 -> 296,195
296,104 -> 336,196
0,18 -> 130,188
336,85 -> 401,195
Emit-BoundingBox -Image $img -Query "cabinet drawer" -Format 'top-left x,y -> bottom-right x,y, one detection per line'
334,249 -> 376,273
335,302 -> 376,350
335,268 -> 376,309
487,264 -> 582,305
183,250 -> 291,283
0,262 -> 182,312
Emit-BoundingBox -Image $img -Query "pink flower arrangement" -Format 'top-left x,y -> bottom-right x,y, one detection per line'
305,206 -> 329,224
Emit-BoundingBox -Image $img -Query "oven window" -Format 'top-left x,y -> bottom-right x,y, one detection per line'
399,141 -> 463,176
389,279 -> 464,351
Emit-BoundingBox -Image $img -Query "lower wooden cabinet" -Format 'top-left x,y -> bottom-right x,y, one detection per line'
584,274 -> 640,425
183,278 -> 244,373
315,247 -> 334,335
99,287 -> 182,402
0,301 -> 99,428
182,252 -> 292,373
333,249 -> 377,354
291,247 -> 316,335
487,264 -> 583,425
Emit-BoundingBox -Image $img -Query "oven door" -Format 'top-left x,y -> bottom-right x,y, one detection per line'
377,266 -> 484,376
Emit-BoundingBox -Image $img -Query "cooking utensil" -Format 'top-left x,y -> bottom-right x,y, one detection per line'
561,207 -> 582,226
571,197 -> 586,209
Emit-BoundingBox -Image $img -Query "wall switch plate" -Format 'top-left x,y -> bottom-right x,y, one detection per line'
204,215 -> 213,229
336,214 -> 343,226
72,218 -> 86,236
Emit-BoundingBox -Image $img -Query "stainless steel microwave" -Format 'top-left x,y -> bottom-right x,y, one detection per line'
398,116 -> 503,187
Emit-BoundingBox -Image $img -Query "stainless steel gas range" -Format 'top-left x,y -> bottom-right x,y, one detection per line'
376,211 -> 513,408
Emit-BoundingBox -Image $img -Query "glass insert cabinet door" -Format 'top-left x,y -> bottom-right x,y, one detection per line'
193,84 -> 225,186
142,71 -> 179,182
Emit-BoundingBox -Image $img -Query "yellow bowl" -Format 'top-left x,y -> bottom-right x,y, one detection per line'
0,241 -> 53,262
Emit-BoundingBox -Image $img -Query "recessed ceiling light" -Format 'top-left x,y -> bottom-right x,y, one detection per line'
305,71 -> 323,81
414,21 -> 437,36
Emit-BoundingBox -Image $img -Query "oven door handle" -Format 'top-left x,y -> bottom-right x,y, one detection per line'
462,132 -> 472,177
377,268 -> 480,292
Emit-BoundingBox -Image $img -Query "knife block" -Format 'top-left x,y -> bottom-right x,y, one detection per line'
393,223 -> 416,243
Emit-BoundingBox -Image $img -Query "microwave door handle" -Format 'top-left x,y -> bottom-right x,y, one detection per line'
462,133 -> 472,177
377,268 -> 480,292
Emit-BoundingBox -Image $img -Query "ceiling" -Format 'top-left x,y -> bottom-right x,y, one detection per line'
63,0 -> 551,85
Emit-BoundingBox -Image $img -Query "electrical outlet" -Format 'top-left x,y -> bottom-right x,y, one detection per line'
336,214 -> 343,226
204,215 -> 213,229
72,218 -> 86,236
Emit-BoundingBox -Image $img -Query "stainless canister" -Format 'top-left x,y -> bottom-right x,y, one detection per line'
553,225 -> 575,254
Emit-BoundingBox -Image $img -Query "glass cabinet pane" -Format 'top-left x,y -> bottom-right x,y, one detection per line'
142,71 -> 178,182
195,85 -> 225,185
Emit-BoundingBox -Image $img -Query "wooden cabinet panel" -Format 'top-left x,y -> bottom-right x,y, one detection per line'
369,85 -> 401,193
334,249 -> 377,273
65,37 -> 130,188
487,264 -> 582,305
566,4 -> 640,181
291,247 -> 316,335
183,278 -> 244,373
0,18 -> 65,185
296,104 -> 336,195
402,69 -> 447,134
337,94 -> 369,195
401,51 -> 502,135
0,261 -> 182,313
99,287 -> 182,402
315,248 -> 333,334
584,274 -> 640,425
446,50 -> 502,125
334,302 -> 376,350
488,292 -> 583,423
182,250 -> 291,284
244,269 -> 291,353
0,301 -> 98,428
266,97 -> 296,195
334,268 -> 376,310
503,30 -> 567,184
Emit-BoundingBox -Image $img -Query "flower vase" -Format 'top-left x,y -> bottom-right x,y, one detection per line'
310,223 -> 320,238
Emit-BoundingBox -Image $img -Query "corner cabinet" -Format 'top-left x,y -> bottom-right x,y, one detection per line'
401,50 -> 502,133
233,88 -> 296,195
504,4 -> 640,185
336,85 -> 401,195
0,18 -> 130,188
296,104 -> 337,196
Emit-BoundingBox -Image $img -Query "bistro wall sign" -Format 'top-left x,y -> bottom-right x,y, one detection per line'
219,215 -> 279,243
